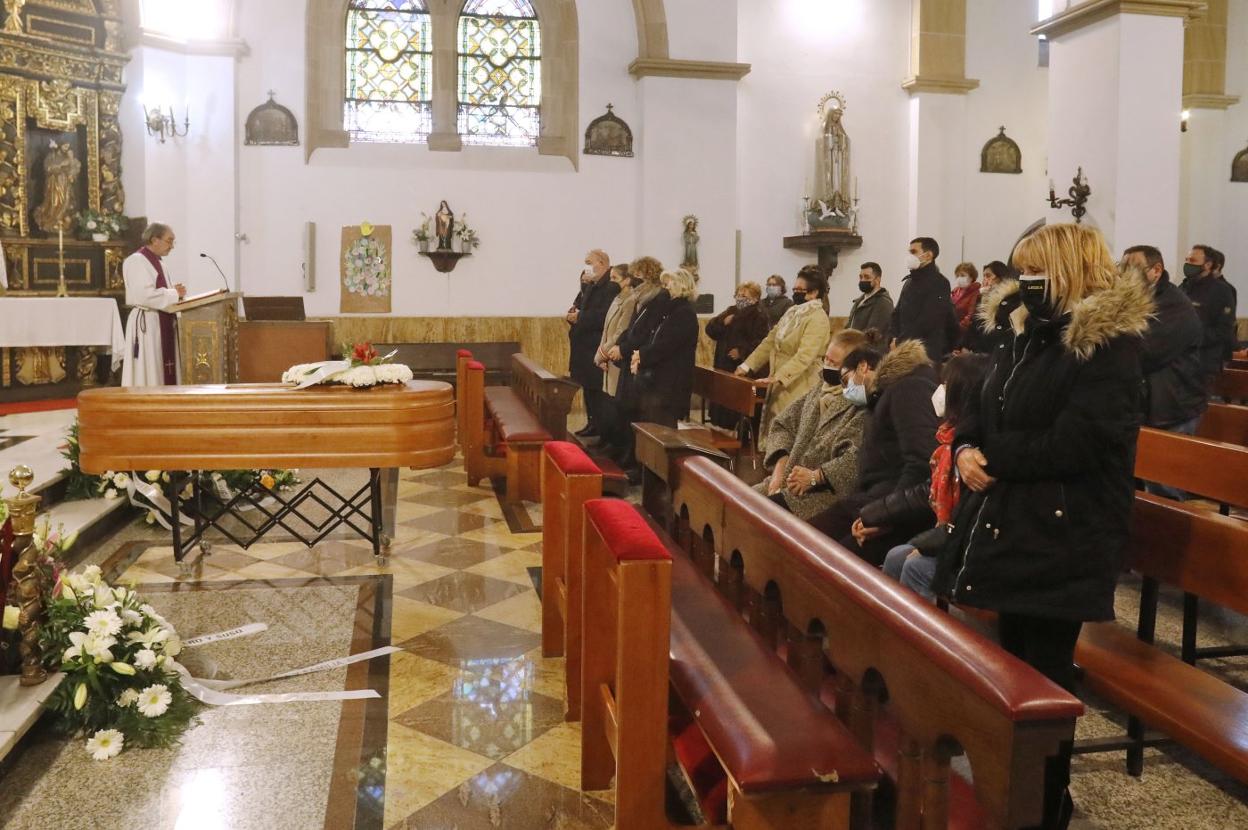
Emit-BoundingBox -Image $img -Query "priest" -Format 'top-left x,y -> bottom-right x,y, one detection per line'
122,223 -> 186,386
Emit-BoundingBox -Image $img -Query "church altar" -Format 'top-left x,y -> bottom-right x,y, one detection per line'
0,297 -> 125,369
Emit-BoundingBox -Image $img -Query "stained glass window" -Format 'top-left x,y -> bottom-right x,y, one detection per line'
345,0 -> 432,143
457,0 -> 542,147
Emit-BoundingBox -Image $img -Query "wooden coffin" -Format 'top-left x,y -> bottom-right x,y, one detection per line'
77,381 -> 455,472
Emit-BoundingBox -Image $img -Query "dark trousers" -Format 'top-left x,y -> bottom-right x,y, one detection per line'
808,493 -> 929,568
583,387 -> 606,429
998,613 -> 1082,830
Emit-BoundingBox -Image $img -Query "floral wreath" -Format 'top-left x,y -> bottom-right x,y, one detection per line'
343,236 -> 390,298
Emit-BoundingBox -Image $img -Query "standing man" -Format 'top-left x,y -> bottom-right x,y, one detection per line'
122,223 -> 186,386
1209,249 -> 1239,356
567,249 -> 620,438
845,262 -> 893,346
891,237 -> 958,361
1124,246 -> 1206,499
1181,244 -> 1236,390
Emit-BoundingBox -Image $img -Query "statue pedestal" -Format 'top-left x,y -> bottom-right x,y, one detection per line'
782,229 -> 863,275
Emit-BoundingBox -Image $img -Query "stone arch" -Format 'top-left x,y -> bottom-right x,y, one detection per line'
305,0 -> 579,166
632,0 -> 668,59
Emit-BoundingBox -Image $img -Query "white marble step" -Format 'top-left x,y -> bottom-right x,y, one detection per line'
42,494 -> 130,541
0,673 -> 65,761
0,409 -> 76,496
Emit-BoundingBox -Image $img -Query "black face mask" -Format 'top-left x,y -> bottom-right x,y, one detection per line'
792,290 -> 807,304
858,280 -> 872,294
1018,276 -> 1054,318
630,277 -> 643,288
822,367 -> 840,385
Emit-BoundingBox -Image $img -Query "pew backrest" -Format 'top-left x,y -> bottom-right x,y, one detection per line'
1215,368 -> 1248,403
692,365 -> 764,422
1196,403 -> 1248,447
1135,427 -> 1248,509
510,353 -> 579,440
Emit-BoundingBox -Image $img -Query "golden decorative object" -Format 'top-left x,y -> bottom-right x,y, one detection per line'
5,463 -> 47,687
3,0 -> 25,34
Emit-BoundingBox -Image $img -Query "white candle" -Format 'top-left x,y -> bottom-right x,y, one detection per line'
58,227 -> 63,253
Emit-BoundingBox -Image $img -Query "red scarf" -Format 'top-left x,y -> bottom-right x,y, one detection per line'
138,246 -> 178,385
928,422 -> 959,524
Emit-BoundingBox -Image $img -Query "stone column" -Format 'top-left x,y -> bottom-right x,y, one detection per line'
902,0 -> 978,253
1033,1 -> 1205,258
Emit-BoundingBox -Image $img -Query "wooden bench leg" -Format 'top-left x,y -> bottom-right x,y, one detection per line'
541,477 -> 565,658
1126,715 -> 1146,777
729,782 -> 852,830
505,447 -> 522,503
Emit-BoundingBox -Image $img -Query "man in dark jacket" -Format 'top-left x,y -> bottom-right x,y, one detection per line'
891,237 -> 959,361
808,340 -> 940,565
567,249 -> 620,438
1181,244 -> 1236,390
845,262 -> 894,346
1210,248 -> 1240,355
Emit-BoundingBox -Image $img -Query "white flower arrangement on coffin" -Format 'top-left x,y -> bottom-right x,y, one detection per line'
40,565 -> 198,759
282,342 -> 414,390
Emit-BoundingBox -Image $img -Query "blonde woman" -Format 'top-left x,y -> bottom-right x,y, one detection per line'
935,223 -> 1153,827
735,265 -> 832,438
602,256 -> 664,459
630,268 -> 700,428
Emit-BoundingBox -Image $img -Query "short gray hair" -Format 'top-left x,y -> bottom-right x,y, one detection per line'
142,222 -> 173,243
663,268 -> 698,300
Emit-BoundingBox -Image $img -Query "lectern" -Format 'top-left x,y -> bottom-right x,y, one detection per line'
170,291 -> 241,384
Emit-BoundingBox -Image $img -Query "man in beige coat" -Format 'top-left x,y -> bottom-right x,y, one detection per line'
736,266 -> 832,438
755,329 -> 870,520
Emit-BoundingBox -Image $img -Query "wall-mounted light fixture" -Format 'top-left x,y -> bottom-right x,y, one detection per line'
143,104 -> 189,143
1048,167 -> 1091,224
1181,109 -> 1191,133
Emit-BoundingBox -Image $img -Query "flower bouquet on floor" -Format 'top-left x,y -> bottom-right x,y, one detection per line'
40,564 -> 198,758
282,341 -> 414,389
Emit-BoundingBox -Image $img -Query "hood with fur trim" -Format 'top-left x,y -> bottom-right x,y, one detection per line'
977,269 -> 1154,362
873,339 -> 932,392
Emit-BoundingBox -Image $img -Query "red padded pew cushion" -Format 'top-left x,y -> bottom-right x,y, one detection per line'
467,360 -> 484,371
544,441 -> 602,477
457,348 -> 473,358
584,500 -> 671,562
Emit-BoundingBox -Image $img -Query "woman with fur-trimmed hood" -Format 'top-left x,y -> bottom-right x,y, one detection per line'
934,223 -> 1152,829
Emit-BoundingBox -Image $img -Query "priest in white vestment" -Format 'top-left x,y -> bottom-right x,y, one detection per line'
122,223 -> 186,386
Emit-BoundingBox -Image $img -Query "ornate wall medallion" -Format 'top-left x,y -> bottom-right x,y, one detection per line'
583,104 -> 633,158
245,92 -> 300,146
980,126 -> 1022,174
1233,145 -> 1248,183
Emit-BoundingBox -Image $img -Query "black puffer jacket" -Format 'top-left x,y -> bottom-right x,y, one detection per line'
637,297 -> 699,420
1181,272 -> 1236,384
1140,271 -> 1206,428
568,273 -> 620,388
853,340 -> 940,500
891,262 -> 960,361
934,274 -> 1152,622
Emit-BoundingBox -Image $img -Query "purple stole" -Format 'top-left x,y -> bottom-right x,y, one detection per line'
139,246 -> 178,385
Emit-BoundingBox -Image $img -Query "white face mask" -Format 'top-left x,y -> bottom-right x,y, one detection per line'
931,384 -> 946,419
906,253 -> 923,271
955,276 -> 970,289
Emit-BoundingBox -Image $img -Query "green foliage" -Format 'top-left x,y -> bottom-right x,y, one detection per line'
60,420 -> 110,502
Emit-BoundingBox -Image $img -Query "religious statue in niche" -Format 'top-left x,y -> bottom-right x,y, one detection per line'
583,104 -> 634,158
435,201 -> 455,250
244,92 -> 300,146
811,91 -> 852,230
681,215 -> 699,274
33,141 -> 81,234
1232,145 -> 1248,183
981,127 -> 1022,174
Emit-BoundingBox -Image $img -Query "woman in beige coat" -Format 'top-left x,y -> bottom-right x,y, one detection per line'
736,265 -> 832,438
595,263 -> 637,396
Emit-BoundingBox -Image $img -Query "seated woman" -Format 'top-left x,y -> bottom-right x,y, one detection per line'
705,281 -> 770,429
631,268 -> 700,428
754,328 -> 870,521
874,352 -> 990,598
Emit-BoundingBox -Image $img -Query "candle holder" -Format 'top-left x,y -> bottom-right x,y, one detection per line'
5,465 -> 48,686
1047,167 -> 1091,224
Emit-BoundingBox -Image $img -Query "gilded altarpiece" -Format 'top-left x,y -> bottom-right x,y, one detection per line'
0,0 -> 130,400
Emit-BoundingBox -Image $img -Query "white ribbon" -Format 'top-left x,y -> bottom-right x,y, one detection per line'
183,622 -> 268,647
291,350 -> 398,389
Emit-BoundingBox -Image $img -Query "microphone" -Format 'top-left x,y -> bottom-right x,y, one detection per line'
200,252 -> 230,293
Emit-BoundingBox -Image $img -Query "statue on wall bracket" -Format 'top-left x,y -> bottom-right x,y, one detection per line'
811,91 -> 852,230
1232,144 -> 1248,183
245,92 -> 300,146
33,141 -> 81,235
583,104 -> 633,158
980,126 -> 1022,174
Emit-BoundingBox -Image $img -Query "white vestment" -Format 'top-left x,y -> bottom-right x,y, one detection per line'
121,250 -> 181,386
0,239 -> 7,289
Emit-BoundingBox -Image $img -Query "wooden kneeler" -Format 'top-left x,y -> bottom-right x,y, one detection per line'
455,348 -> 473,452
540,442 -> 603,723
580,499 -> 672,830
461,359 -> 505,487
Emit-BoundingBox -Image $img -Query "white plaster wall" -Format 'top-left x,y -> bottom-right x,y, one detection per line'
665,0 -> 737,64
1211,0 -> 1248,300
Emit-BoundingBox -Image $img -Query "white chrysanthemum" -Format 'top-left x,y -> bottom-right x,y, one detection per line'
117,688 -> 139,707
340,366 -> 377,387
134,648 -> 158,670
120,608 -> 143,627
85,729 -> 124,760
145,470 -> 161,482
84,609 -> 122,637
103,487 -> 118,500
374,364 -> 414,384
137,684 -> 173,718
112,472 -> 130,489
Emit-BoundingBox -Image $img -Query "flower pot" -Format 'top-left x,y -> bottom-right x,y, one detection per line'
418,238 -> 430,253
460,239 -> 474,254
91,233 -> 108,242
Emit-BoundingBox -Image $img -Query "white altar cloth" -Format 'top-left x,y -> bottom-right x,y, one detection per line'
0,297 -> 127,369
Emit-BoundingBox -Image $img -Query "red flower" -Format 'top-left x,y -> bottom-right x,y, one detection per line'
352,342 -> 379,365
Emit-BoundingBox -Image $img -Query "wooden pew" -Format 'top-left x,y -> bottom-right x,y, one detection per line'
637,430 -> 1084,829
1196,402 -> 1248,447
539,441 -> 602,721
460,359 -> 505,489
1215,367 -> 1248,403
1074,494 -> 1248,782
688,365 -> 765,453
455,349 -> 473,451
378,341 -> 518,387
579,499 -> 674,830
488,353 -> 579,442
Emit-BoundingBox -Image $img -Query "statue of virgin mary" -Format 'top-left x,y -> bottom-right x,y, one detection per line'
815,92 -> 851,216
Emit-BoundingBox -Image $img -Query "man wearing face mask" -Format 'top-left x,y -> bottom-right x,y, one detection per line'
753,328 -> 871,520
761,275 -> 793,328
890,237 -> 959,362
1209,249 -> 1239,357
845,262 -> 893,346
1181,244 -> 1236,391
807,339 -> 940,565
567,249 -> 620,438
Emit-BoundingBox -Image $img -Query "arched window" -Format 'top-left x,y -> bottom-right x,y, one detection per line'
344,0 -> 433,143
457,0 -> 542,147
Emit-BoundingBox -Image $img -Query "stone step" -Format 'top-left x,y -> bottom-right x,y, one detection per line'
42,494 -> 133,554
0,673 -> 65,762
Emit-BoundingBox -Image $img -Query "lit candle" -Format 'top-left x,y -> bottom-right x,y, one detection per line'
58,226 -> 63,253
854,177 -> 859,200
1049,179 -> 1056,201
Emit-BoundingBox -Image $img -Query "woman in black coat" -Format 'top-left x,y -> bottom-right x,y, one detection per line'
934,223 -> 1151,828
704,281 -> 770,428
632,268 -> 701,428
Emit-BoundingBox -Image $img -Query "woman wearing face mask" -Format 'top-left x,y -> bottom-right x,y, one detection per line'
962,261 -> 1014,353
735,266 -> 832,439
754,328 -> 871,520
630,269 -> 701,430
705,282 -> 770,429
594,263 -> 639,443
602,256 -> 665,463
951,262 -> 981,343
934,223 -> 1152,830
761,275 -> 793,328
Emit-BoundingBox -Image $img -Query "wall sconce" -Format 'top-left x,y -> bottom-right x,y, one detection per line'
1048,167 -> 1091,224
1180,109 -> 1190,133
143,105 -> 189,143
